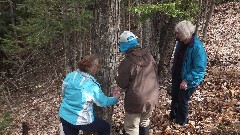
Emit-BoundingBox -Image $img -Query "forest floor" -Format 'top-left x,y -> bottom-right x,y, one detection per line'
0,2 -> 239,135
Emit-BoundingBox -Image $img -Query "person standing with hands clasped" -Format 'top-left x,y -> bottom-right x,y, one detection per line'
59,54 -> 120,135
170,20 -> 207,126
116,31 -> 160,135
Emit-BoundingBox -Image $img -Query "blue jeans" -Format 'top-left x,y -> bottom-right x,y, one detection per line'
170,78 -> 196,125
60,116 -> 110,135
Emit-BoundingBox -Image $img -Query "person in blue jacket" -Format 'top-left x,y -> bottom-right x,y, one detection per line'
59,54 -> 120,135
170,20 -> 207,126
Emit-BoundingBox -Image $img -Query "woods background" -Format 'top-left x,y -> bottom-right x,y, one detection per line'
0,0 -> 239,134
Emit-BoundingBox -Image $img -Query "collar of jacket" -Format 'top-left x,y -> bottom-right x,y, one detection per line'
188,34 -> 196,47
76,69 -> 100,86
177,34 -> 196,47
125,46 -> 141,54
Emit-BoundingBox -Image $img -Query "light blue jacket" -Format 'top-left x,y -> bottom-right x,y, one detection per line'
174,35 -> 207,89
59,70 -> 118,125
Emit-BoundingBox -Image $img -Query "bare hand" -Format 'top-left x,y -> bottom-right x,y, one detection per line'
180,80 -> 187,90
112,86 -> 121,98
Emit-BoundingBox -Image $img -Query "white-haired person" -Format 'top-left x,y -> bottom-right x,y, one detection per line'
116,31 -> 160,135
170,20 -> 207,126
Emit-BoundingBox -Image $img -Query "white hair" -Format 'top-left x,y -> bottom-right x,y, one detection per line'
175,20 -> 195,41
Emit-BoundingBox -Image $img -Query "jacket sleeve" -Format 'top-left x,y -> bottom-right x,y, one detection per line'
91,84 -> 118,107
116,59 -> 131,89
185,45 -> 207,86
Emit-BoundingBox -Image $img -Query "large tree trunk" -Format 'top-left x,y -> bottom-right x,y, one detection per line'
92,0 -> 120,132
152,13 -> 177,79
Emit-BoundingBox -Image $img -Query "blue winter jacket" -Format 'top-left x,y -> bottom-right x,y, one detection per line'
173,35 -> 207,89
59,70 -> 118,125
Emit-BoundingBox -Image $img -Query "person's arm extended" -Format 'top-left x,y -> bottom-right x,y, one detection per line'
92,85 -> 120,107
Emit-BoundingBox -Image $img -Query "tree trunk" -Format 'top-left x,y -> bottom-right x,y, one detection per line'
195,0 -> 203,35
72,3 -> 79,69
8,0 -> 18,47
92,1 -> 120,133
152,13 -> 177,79
202,0 -> 215,41
62,0 -> 72,74
141,0 -> 152,48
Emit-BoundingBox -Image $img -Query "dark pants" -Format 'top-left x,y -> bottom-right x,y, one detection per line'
60,117 -> 110,135
170,78 -> 196,125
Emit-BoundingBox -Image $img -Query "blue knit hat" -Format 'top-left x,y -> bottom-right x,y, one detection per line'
119,31 -> 139,53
